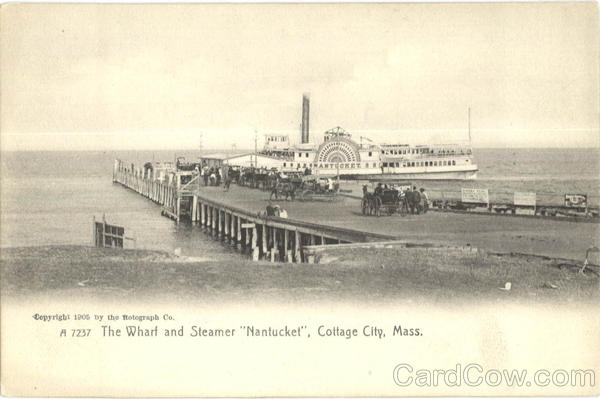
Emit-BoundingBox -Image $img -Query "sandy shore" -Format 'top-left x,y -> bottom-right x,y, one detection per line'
2,245 -> 597,304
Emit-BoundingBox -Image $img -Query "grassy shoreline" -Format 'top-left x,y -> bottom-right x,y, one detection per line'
1,245 -> 597,304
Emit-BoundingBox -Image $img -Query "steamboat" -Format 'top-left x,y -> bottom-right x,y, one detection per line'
258,95 -> 478,180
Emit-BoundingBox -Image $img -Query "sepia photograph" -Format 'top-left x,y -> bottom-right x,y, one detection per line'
1,2 -> 599,396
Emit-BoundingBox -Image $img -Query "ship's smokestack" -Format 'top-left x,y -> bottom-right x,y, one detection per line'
301,93 -> 310,144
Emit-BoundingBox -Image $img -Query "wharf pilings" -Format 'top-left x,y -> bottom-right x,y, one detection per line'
112,159 -> 393,263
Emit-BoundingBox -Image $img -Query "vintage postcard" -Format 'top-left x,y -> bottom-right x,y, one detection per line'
1,2 -> 599,396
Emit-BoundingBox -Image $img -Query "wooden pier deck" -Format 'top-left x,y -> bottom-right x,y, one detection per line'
193,184 -> 599,262
112,160 -> 599,263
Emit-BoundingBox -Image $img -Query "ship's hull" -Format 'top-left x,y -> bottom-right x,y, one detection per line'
357,169 -> 478,181
310,166 -> 479,180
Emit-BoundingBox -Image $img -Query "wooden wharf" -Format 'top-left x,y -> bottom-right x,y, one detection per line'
112,159 -> 600,264
112,159 -> 394,263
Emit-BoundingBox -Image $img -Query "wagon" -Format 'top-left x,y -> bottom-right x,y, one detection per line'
269,174 -> 303,201
238,168 -> 269,190
361,185 -> 410,216
298,177 -> 340,201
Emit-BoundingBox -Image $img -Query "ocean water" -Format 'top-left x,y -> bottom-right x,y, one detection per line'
1,148 -> 598,251
0,150 -> 242,259
404,148 -> 600,205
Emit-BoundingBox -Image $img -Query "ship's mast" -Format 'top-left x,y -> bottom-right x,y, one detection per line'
468,107 -> 472,146
254,129 -> 258,168
337,139 -> 340,181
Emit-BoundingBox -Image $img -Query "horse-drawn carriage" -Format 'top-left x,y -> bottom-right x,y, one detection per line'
361,183 -> 410,216
227,167 -> 241,185
269,175 -> 340,202
269,173 -> 303,201
238,167 -> 276,190
298,177 -> 340,201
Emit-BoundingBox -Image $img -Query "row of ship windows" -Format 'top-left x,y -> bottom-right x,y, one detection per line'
292,150 -> 471,159
282,160 -> 457,168
381,149 -> 471,156
267,136 -> 288,142
293,151 -> 468,159
384,160 -> 457,167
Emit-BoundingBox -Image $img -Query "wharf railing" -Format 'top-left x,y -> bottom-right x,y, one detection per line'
112,159 -> 394,263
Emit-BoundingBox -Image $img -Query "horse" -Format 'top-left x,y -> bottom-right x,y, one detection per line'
239,168 -> 255,187
361,185 -> 381,215
265,171 -> 279,191
253,169 -> 270,190
228,168 -> 241,184
270,182 -> 296,201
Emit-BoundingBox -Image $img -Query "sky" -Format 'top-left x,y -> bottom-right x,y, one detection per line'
1,2 -> 599,151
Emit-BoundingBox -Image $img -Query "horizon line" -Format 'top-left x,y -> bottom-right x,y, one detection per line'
2,146 -> 600,152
